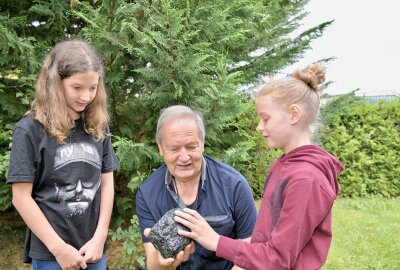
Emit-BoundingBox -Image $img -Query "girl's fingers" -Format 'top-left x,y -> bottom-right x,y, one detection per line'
175,208 -> 203,223
177,229 -> 192,237
78,244 -> 87,256
182,208 -> 202,220
175,210 -> 196,223
174,216 -> 193,230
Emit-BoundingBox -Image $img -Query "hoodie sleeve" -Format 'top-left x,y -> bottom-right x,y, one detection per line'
216,178 -> 335,270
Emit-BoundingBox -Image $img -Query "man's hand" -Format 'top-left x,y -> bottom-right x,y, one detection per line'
144,228 -> 195,269
174,208 -> 220,252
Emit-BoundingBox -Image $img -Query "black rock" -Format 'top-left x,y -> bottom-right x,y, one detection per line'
148,208 -> 191,258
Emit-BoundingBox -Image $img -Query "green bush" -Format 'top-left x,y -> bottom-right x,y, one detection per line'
320,96 -> 400,198
213,101 -> 282,199
0,123 -> 13,211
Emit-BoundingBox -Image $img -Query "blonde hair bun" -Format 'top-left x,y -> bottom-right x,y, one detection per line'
292,63 -> 326,92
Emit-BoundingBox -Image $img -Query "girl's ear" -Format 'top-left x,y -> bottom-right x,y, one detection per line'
289,104 -> 302,125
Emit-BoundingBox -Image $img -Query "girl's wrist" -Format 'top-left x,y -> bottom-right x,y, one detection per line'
211,234 -> 221,252
48,238 -> 66,256
93,228 -> 108,242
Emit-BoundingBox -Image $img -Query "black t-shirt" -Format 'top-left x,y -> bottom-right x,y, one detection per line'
7,116 -> 120,262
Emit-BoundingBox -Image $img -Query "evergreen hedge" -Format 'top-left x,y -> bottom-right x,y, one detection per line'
319,96 -> 400,198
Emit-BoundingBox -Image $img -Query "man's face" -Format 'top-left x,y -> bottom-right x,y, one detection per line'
55,178 -> 99,216
158,117 -> 204,183
53,142 -> 101,217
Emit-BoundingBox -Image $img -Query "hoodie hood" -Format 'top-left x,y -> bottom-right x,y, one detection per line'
278,144 -> 344,196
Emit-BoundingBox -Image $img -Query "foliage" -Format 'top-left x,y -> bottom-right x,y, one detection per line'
0,0 -> 327,200
212,101 -> 282,198
0,123 -> 13,211
70,0 -> 329,143
320,96 -> 400,197
110,215 -> 145,269
0,184 -> 12,212
111,136 -> 163,223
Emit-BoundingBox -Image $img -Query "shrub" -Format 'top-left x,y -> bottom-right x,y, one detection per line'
320,96 -> 400,197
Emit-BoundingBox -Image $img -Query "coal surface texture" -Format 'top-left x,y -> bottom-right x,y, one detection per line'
148,208 -> 191,258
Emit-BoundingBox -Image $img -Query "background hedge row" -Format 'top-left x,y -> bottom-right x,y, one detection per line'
320,95 -> 399,198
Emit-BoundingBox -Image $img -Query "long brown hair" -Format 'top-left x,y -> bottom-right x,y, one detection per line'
29,40 -> 109,143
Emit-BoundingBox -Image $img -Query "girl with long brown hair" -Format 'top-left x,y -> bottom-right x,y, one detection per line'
7,40 -> 119,270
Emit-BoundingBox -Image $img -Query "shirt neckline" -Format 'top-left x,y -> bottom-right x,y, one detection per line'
165,156 -> 207,208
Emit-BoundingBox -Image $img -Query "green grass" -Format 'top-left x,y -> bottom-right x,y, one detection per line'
323,198 -> 400,270
1,198 -> 399,269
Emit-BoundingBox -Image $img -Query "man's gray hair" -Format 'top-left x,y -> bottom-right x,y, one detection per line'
156,105 -> 205,144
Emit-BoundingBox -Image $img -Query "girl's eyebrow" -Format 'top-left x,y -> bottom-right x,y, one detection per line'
70,83 -> 98,87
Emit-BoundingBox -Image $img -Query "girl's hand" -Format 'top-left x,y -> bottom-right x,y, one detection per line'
78,236 -> 105,264
53,243 -> 87,270
174,208 -> 220,252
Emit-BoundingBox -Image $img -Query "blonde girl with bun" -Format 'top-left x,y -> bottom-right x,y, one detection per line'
174,63 -> 344,270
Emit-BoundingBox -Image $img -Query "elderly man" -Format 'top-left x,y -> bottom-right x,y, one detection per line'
136,105 -> 257,270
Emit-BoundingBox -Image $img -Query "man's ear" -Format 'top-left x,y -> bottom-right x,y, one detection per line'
157,142 -> 164,156
289,104 -> 302,125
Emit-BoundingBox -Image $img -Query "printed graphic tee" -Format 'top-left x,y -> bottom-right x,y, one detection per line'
7,116 -> 120,262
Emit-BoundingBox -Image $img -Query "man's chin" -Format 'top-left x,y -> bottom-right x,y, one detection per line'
174,172 -> 199,182
67,201 -> 89,210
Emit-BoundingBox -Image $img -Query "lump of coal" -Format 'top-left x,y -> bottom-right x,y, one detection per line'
148,208 -> 191,259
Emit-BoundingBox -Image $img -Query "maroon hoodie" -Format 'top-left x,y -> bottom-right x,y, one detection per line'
216,145 -> 344,270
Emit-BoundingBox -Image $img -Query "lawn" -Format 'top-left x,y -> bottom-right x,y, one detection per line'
323,198 -> 400,270
1,198 -> 399,269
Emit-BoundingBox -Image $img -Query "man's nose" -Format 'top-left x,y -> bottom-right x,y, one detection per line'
178,149 -> 190,161
75,180 -> 83,193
